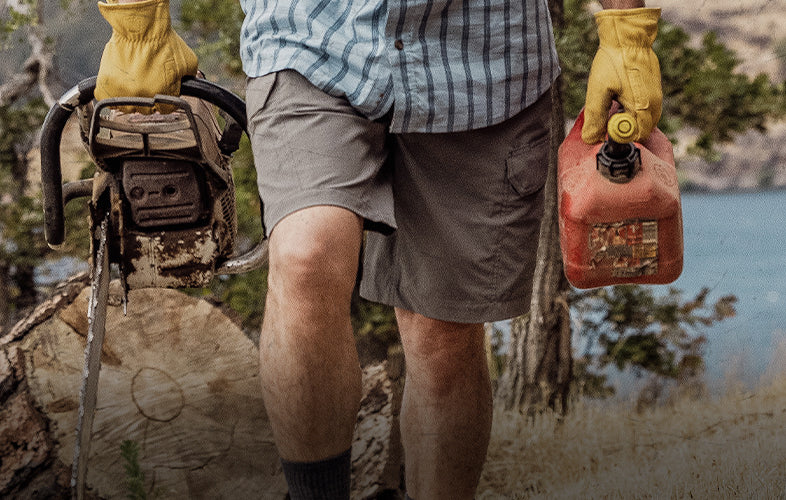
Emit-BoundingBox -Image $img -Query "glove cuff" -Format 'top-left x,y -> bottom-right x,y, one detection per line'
595,7 -> 660,48
98,0 -> 173,41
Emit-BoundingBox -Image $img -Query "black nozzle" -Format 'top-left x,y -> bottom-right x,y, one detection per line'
596,138 -> 641,183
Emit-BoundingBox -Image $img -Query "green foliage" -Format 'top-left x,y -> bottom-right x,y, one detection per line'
180,0 -> 244,77
0,0 -> 36,44
554,0 -> 596,118
120,440 -> 147,500
657,28 -> 784,159
351,293 -> 399,364
556,0 -> 786,160
0,100 -> 48,314
196,268 -> 268,333
229,137 -> 264,244
572,285 -> 736,396
572,356 -> 615,399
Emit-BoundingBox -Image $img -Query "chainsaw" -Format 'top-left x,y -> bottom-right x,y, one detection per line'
39,75 -> 267,499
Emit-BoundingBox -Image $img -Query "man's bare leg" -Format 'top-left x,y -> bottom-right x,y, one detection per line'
395,308 -> 493,499
259,206 -> 364,462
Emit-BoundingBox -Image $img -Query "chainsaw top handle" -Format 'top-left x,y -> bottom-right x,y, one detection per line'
39,76 -> 267,274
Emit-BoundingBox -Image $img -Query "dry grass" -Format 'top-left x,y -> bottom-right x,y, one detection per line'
478,376 -> 786,499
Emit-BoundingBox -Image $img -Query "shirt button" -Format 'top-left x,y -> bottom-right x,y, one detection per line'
394,39 -> 404,50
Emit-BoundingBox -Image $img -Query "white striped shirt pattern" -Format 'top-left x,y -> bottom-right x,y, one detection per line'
239,0 -> 560,134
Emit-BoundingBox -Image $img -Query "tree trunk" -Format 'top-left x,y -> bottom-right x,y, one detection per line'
494,83 -> 573,416
494,0 -> 573,415
352,356 -> 405,498
0,276 -> 403,499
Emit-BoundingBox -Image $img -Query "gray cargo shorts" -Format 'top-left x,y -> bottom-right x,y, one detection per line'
247,70 -> 551,323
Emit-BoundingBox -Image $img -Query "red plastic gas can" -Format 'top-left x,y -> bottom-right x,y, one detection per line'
557,110 -> 683,289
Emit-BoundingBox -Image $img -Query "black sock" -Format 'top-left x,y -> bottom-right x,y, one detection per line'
280,448 -> 352,500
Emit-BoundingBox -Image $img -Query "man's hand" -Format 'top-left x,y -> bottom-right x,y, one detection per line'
581,7 -> 662,144
95,0 -> 198,113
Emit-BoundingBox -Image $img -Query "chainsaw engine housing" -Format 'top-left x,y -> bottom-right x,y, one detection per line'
81,94 -> 238,289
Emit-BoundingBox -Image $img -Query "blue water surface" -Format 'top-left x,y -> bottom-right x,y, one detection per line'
671,189 -> 786,387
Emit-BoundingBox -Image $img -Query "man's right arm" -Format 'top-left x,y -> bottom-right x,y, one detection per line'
95,0 -> 198,112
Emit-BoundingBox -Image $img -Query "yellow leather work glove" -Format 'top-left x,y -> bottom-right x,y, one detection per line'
95,0 -> 198,113
581,8 -> 662,144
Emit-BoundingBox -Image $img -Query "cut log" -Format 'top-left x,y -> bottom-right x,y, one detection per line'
1,278 -> 404,499
6,281 -> 287,499
352,356 -> 405,498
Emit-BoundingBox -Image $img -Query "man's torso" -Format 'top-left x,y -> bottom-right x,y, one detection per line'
239,0 -> 560,133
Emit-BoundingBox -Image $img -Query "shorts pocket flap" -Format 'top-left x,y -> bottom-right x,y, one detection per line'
505,136 -> 549,197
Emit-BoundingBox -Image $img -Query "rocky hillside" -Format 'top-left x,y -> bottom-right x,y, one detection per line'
657,0 -> 786,191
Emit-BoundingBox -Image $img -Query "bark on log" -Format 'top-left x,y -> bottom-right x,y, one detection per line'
0,278 -> 403,499
352,355 -> 404,498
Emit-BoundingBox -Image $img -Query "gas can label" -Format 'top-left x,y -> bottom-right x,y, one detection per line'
588,219 -> 658,277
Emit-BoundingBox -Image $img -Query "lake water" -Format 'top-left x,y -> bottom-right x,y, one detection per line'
670,189 -> 786,389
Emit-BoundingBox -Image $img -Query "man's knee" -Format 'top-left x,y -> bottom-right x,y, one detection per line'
267,206 -> 363,296
396,309 -> 484,355
396,309 -> 488,398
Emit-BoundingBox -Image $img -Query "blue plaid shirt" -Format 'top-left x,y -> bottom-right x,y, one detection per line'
239,0 -> 559,133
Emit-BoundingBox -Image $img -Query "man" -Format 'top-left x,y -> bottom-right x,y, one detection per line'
95,0 -> 661,497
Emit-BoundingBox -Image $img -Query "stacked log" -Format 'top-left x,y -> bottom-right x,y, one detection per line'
0,276 -> 403,499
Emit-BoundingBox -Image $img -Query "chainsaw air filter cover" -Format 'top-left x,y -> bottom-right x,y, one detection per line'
121,159 -> 207,228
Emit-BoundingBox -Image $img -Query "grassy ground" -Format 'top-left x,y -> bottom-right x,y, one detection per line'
477,375 -> 786,498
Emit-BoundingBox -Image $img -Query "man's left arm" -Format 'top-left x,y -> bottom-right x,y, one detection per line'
581,0 -> 662,144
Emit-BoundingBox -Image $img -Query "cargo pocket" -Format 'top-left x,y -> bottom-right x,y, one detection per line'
505,135 -> 549,198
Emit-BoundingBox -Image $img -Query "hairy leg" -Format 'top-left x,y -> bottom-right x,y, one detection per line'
396,308 -> 493,499
259,206 -> 364,461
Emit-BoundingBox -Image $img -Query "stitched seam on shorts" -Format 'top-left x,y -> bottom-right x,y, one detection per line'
488,169 -> 518,304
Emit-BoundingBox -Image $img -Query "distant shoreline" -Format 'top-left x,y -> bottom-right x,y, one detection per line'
680,183 -> 786,195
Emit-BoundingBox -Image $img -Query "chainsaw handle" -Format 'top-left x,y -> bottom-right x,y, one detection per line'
40,76 -> 254,248
180,76 -> 247,134
40,77 -> 98,248
40,104 -> 70,248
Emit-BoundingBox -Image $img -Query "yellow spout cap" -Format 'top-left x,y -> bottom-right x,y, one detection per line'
608,113 -> 638,143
